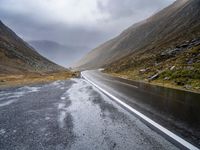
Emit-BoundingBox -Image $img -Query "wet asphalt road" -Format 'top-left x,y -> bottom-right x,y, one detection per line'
0,78 -> 178,150
82,70 -> 200,147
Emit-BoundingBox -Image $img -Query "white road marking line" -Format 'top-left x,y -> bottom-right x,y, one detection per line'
61,97 -> 66,100
81,72 -> 199,150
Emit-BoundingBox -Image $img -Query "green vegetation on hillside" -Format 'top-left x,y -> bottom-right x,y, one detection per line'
105,38 -> 200,93
75,0 -> 200,71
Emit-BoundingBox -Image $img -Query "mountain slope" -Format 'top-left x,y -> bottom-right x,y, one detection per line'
104,0 -> 200,92
74,0 -> 200,70
29,40 -> 87,67
0,21 -> 76,88
0,21 -> 64,74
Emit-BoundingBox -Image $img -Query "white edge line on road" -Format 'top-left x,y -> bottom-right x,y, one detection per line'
81,72 -> 199,150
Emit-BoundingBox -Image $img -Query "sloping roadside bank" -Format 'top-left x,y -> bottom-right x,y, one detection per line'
104,71 -> 200,94
104,41 -> 200,94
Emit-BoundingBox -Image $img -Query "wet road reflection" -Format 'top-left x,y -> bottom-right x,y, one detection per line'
82,70 -> 200,147
0,78 -> 178,150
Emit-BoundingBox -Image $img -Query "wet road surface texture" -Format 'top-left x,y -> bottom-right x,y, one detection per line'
82,70 -> 200,148
0,78 -> 178,150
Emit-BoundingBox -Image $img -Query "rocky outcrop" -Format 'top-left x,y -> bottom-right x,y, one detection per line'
157,38 -> 200,62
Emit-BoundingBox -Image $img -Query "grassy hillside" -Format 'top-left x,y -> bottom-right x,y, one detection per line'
74,0 -> 200,93
105,38 -> 200,93
0,20 -> 75,87
0,21 -> 65,74
74,0 -> 200,70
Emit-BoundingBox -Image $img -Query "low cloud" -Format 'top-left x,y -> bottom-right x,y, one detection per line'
0,0 -> 175,66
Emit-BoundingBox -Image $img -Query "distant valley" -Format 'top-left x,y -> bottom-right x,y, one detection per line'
0,21 -> 73,87
29,40 -> 89,67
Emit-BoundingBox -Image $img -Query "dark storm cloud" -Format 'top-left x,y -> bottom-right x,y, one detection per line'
0,0 -> 175,67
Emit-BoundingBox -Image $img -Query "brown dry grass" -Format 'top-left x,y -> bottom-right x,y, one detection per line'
0,71 -> 78,89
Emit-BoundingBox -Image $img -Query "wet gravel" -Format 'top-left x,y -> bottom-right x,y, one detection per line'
0,79 -> 178,150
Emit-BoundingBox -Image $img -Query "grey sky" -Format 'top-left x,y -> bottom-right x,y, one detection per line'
0,0 -> 175,66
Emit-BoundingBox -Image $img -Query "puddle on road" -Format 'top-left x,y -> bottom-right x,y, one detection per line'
0,86 -> 41,107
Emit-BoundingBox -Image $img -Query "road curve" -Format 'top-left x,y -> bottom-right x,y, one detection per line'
0,76 -> 180,149
81,70 -> 200,149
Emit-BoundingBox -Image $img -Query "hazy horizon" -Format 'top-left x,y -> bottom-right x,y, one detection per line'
0,0 -> 175,67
